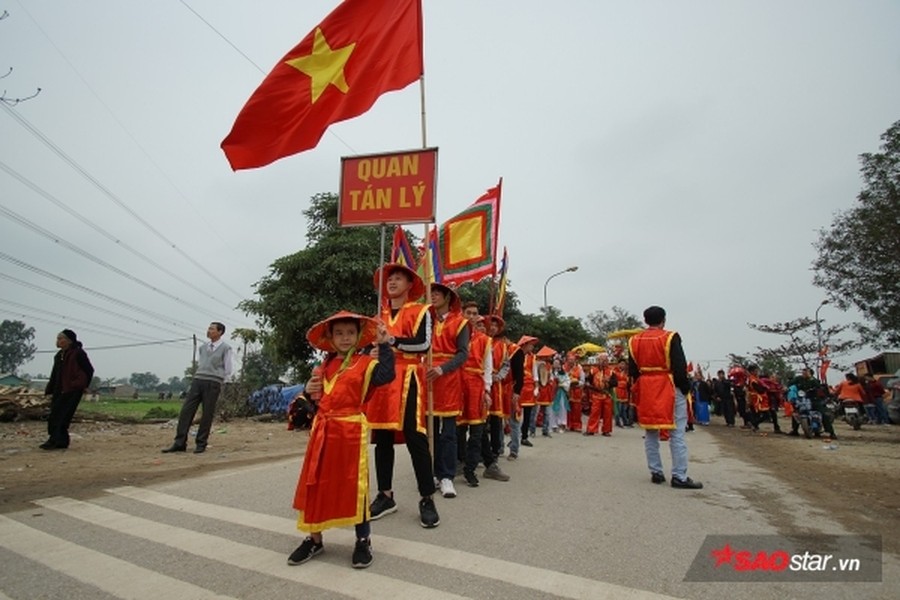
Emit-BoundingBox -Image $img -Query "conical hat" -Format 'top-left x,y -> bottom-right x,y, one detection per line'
517,335 -> 538,347
536,345 -> 557,359
430,282 -> 461,312
373,263 -> 426,302
484,314 -> 505,333
306,311 -> 379,353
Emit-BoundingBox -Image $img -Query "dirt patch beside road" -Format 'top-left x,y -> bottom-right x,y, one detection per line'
706,421 -> 900,557
0,417 -> 307,513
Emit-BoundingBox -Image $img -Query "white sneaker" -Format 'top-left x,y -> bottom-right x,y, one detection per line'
439,478 -> 457,498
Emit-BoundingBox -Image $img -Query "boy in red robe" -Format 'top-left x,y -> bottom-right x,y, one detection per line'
289,311 -> 394,569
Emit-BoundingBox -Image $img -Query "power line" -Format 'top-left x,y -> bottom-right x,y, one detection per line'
0,299 -> 167,342
1,158 -> 238,312
0,200 -> 220,317
0,101 -> 247,301
34,337 -> 192,354
12,0 -> 258,275
0,254 -> 195,331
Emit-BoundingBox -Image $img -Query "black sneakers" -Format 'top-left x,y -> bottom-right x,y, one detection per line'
351,538 -> 373,569
369,492 -> 397,520
287,536 -> 324,565
650,472 -> 666,484
418,496 -> 440,528
671,477 -> 703,489
463,470 -> 479,487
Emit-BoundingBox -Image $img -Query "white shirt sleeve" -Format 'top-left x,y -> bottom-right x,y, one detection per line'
482,343 -> 493,391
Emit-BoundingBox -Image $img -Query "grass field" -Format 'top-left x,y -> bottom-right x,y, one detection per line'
78,398 -> 182,420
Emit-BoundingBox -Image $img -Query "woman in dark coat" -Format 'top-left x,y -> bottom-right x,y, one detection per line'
43,329 -> 94,450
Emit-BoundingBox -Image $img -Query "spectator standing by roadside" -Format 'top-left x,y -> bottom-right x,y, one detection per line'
163,322 -> 233,454
861,374 -> 889,424
42,329 -> 94,450
713,369 -> 736,427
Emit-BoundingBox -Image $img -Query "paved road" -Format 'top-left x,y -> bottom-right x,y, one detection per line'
1,425 -> 896,599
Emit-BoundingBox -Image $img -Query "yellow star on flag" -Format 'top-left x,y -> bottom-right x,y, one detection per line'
286,27 -> 355,103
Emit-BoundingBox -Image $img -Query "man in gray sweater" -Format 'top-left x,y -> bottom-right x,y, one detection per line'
162,322 -> 234,454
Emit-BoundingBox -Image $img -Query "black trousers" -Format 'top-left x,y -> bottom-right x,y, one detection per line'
373,380 -> 435,498
521,406 -> 534,440
721,394 -> 736,426
47,390 -> 84,447
488,414 -> 503,456
174,378 -> 221,448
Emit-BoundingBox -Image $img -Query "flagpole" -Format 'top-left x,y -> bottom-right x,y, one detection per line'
377,224 -> 386,310
419,73 -> 435,462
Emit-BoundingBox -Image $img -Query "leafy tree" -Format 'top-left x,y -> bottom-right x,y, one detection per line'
583,306 -> 643,343
813,120 -> 900,347
240,193 -> 382,374
748,317 -> 856,373
166,376 -> 187,394
0,319 -> 37,374
241,350 -> 288,390
129,371 -> 160,390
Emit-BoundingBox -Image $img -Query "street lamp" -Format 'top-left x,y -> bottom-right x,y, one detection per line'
815,299 -> 829,379
543,266 -> 579,311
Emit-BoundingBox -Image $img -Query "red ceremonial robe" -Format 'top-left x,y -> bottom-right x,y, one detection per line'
293,353 -> 378,532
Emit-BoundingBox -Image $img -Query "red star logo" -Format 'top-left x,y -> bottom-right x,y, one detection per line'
711,543 -> 735,568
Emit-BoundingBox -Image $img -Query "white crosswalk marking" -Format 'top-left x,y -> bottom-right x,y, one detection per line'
0,515 -> 237,600
32,496 -> 468,600
0,486 -> 682,600
106,486 -> 677,600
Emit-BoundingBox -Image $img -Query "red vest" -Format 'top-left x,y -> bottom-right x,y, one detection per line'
365,302 -> 430,431
431,311 -> 468,415
628,328 -> 677,430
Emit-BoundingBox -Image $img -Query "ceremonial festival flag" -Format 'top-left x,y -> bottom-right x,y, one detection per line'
438,181 -> 502,287
390,225 -> 416,269
417,225 -> 443,285
221,0 -> 423,170
494,246 -> 509,316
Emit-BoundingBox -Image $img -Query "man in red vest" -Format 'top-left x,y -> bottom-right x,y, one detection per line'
366,264 -> 439,527
628,306 -> 702,489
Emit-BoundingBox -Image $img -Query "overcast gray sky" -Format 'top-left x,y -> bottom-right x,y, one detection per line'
1,0 -> 898,383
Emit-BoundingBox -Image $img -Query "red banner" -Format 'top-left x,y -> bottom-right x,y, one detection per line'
339,148 -> 437,226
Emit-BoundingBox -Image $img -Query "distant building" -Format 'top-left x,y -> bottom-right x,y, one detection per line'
0,373 -> 30,387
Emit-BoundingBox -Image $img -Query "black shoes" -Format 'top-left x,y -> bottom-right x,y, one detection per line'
161,444 -> 186,453
651,472 -> 666,484
39,440 -> 65,451
671,477 -> 703,489
287,536 -> 324,565
193,446 -> 206,454
463,470 -> 479,487
521,438 -> 533,447
418,496 -> 440,528
369,492 -> 397,520
351,538 -> 373,569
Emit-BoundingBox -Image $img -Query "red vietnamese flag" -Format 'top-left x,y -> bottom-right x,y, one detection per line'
221,0 -> 423,170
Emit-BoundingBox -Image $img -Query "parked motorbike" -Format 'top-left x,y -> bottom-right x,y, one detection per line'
792,390 -> 825,438
839,398 -> 868,431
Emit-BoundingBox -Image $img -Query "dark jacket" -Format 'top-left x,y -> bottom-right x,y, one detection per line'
46,343 -> 94,395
